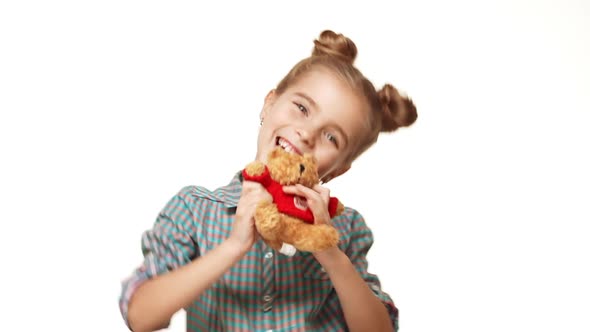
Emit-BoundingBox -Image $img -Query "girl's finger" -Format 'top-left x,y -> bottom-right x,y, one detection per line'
283,184 -> 320,200
282,184 -> 308,196
312,184 -> 331,204
283,185 -> 331,223
312,184 -> 329,194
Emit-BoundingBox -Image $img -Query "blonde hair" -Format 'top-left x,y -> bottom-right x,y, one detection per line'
275,30 -> 418,164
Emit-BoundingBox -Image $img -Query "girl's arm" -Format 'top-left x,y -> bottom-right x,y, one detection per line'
127,238 -> 247,332
123,181 -> 271,332
282,184 -> 398,331
314,248 -> 395,332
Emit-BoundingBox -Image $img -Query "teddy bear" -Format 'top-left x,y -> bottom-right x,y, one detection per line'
242,147 -> 344,256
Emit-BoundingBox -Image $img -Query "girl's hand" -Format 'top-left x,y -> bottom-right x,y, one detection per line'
283,183 -> 342,262
230,181 -> 272,253
282,184 -> 332,225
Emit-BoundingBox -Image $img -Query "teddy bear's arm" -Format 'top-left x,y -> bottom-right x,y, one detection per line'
244,161 -> 266,177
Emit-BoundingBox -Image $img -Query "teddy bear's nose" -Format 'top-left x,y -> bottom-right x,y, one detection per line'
299,164 -> 305,174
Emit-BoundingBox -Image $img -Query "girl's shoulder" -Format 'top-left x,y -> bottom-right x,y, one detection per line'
332,206 -> 373,237
174,172 -> 243,207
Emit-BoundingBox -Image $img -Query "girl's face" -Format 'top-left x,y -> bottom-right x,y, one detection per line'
256,68 -> 369,181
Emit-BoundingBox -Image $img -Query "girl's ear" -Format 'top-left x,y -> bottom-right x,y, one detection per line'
260,89 -> 277,120
265,89 -> 276,104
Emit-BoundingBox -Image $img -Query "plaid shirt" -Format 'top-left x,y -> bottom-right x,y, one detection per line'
119,172 -> 399,331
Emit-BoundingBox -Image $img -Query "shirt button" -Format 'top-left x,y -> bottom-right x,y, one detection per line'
264,252 -> 273,259
263,294 -> 273,302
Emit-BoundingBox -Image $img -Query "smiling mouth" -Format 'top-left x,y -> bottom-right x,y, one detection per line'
276,137 -> 301,155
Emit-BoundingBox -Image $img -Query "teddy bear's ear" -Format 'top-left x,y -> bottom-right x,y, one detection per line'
245,160 -> 266,176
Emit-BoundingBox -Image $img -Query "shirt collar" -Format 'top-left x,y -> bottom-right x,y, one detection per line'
213,170 -> 243,208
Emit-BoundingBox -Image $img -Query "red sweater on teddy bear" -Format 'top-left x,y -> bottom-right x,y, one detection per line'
242,166 -> 340,224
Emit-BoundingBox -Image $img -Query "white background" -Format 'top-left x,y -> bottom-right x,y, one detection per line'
1,1 -> 588,331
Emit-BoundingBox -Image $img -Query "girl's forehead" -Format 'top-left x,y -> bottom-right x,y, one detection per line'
288,70 -> 370,134
288,70 -> 367,111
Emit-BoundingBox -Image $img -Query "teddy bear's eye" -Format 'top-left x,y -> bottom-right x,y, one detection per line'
300,164 -> 305,173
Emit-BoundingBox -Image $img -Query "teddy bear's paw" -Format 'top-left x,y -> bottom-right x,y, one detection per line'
279,243 -> 297,256
336,200 -> 345,216
266,239 -> 284,251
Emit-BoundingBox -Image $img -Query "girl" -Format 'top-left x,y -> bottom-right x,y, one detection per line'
119,30 -> 417,332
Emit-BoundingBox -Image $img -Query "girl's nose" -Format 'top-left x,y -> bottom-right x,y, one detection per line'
297,127 -> 317,148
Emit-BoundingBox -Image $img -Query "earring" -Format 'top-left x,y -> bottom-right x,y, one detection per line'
260,119 -> 263,126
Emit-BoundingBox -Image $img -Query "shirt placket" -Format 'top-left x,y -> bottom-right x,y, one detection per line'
261,241 -> 276,331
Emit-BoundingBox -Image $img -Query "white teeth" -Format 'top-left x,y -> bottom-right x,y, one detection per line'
277,138 -> 297,154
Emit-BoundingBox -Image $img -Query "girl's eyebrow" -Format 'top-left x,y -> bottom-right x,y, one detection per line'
294,92 -> 319,111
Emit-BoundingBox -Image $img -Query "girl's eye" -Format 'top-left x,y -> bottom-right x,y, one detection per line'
325,132 -> 338,146
295,103 -> 308,115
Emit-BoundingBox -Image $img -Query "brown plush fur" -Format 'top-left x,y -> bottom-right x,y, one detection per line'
244,148 -> 344,254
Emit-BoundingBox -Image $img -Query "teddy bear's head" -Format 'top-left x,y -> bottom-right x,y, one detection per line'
266,148 -> 319,187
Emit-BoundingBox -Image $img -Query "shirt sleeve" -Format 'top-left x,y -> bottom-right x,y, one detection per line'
346,209 -> 400,332
118,187 -> 199,329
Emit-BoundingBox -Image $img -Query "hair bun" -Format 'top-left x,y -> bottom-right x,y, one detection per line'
312,30 -> 357,64
378,84 -> 418,132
